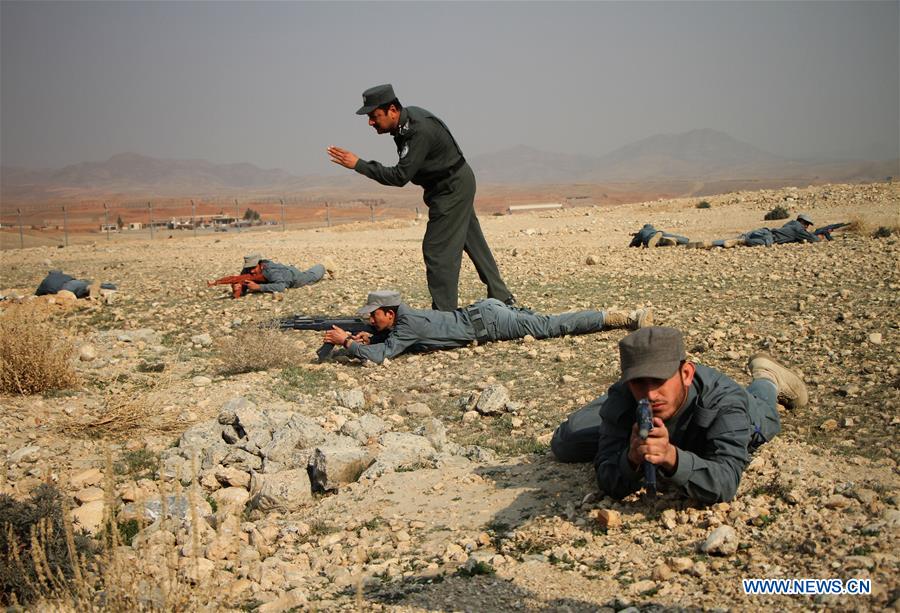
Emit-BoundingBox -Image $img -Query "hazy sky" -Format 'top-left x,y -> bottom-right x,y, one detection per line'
2,1 -> 898,175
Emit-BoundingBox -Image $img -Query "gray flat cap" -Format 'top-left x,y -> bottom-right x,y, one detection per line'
243,253 -> 262,268
796,213 -> 814,225
619,327 -> 687,383
356,84 -> 397,115
357,290 -> 402,315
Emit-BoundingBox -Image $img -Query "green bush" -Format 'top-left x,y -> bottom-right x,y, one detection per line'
0,484 -> 95,605
764,205 -> 790,221
696,200 -> 711,209
873,226 -> 893,238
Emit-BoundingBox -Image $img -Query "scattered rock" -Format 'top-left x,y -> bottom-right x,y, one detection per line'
701,525 -> 738,555
475,384 -> 510,415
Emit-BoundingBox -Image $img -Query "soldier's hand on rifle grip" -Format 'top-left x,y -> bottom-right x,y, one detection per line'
628,420 -> 677,472
324,325 -> 349,346
245,281 -> 261,292
351,331 -> 372,345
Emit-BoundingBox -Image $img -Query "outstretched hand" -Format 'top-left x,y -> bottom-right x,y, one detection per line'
327,146 -> 359,169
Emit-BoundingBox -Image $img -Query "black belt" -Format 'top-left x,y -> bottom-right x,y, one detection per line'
466,305 -> 489,342
421,157 -> 466,189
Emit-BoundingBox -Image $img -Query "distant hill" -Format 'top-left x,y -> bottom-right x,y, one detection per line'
2,132 -> 896,205
470,128 -> 897,184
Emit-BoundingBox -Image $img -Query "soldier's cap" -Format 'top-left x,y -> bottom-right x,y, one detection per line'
356,84 -> 397,115
619,326 -> 687,383
357,290 -> 402,315
243,253 -> 262,268
797,213 -> 814,225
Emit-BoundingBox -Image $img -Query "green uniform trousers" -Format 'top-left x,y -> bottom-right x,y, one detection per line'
424,163 -> 512,311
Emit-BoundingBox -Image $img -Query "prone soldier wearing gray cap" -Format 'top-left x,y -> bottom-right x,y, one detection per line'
322,290 -> 653,364
688,213 -> 821,249
207,254 -> 335,298
327,84 -> 514,312
551,326 -> 808,503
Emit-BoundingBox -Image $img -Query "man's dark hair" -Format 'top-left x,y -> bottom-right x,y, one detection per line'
376,305 -> 399,317
377,98 -> 402,113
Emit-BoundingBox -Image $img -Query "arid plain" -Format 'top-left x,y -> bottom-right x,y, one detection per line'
1,181 -> 898,611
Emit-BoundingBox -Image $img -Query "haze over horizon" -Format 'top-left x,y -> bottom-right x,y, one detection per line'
2,1 -> 897,177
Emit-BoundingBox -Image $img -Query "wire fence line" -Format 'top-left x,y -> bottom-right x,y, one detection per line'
0,197 -> 421,249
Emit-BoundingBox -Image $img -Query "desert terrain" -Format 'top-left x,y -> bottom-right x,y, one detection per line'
0,180 -> 898,611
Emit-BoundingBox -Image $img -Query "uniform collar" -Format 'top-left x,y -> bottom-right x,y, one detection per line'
393,107 -> 410,136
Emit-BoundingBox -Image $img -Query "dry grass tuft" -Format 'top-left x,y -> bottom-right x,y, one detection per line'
216,325 -> 305,375
58,360 -> 184,441
0,301 -> 79,394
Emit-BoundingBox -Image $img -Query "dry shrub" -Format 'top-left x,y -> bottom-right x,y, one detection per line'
846,215 -> 900,237
0,302 -> 78,394
59,361 -> 184,441
216,325 -> 304,375
4,453 -> 222,610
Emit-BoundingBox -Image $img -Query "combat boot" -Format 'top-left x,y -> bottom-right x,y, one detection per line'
88,282 -> 101,300
749,353 -> 808,409
657,236 -> 678,247
604,308 -> 654,330
646,231 -> 663,248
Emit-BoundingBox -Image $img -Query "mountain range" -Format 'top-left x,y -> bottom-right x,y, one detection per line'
2,129 -> 895,204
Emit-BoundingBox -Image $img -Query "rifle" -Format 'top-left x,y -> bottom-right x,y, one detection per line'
275,315 -> 377,362
814,222 -> 851,241
208,272 -> 267,298
636,398 -> 657,496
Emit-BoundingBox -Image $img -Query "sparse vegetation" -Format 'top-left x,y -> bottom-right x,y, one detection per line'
242,208 -> 261,222
873,226 -> 893,238
764,205 -> 790,220
0,302 -> 78,394
696,200 -> 712,209
216,326 -> 304,375
0,483 -> 95,605
113,448 -> 158,479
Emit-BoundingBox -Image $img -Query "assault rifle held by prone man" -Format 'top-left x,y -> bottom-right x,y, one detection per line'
814,222 -> 851,241
275,315 -> 377,362
637,398 -> 657,496
208,272 -> 267,298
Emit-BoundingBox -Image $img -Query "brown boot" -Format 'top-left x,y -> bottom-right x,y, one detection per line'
749,353 -> 808,409
722,238 -> 746,248
87,282 -> 101,300
604,308 -> 654,330
646,231 -> 663,248
658,236 -> 678,247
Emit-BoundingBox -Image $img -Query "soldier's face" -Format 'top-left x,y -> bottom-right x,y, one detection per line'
369,307 -> 396,331
367,107 -> 400,134
626,362 -> 695,422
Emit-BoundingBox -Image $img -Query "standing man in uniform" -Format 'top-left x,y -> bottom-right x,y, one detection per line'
327,84 -> 515,311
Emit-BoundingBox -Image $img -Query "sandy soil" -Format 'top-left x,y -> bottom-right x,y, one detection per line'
0,180 -> 898,611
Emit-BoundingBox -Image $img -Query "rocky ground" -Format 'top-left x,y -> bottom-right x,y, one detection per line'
1,181 -> 898,611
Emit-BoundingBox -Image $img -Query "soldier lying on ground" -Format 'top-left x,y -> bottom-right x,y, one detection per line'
208,253 -> 333,298
628,224 -> 690,248
551,326 -> 808,504
322,290 -> 653,365
35,270 -> 116,299
688,213 -> 821,249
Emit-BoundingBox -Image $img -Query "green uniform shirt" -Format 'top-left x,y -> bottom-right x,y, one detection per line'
353,107 -> 465,192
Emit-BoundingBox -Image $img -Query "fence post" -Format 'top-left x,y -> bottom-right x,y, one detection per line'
280,198 -> 285,232
235,199 -> 241,232
17,208 -> 24,249
369,202 -> 374,223
104,203 -> 110,241
325,202 -> 331,227
62,205 -> 69,247
148,202 -> 154,239
191,199 -> 197,237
